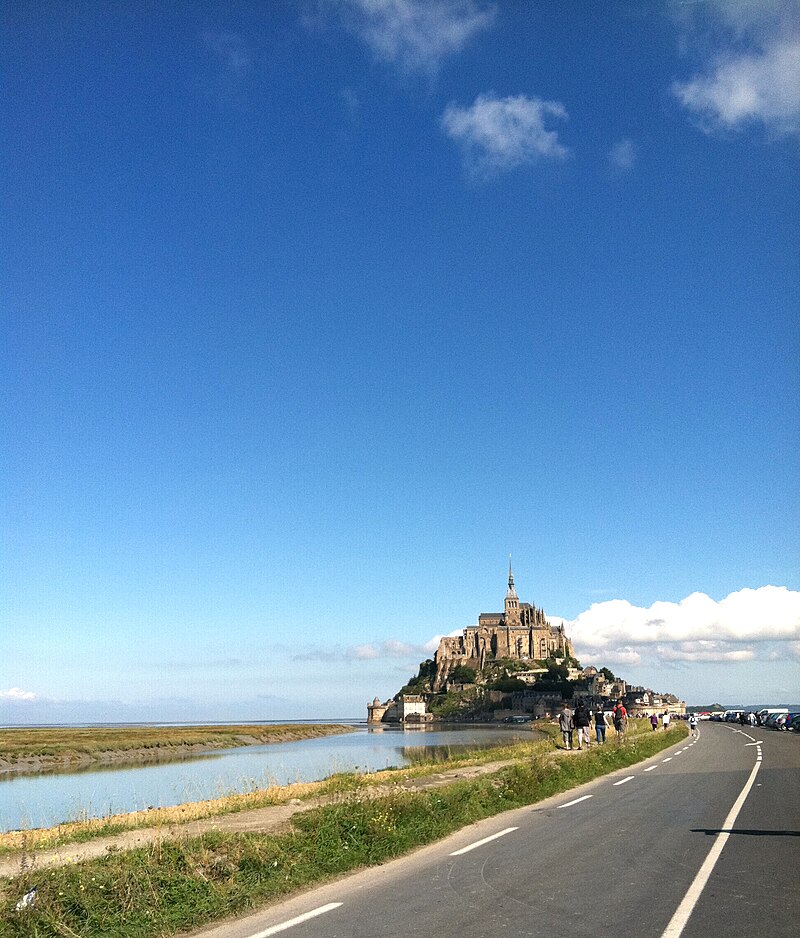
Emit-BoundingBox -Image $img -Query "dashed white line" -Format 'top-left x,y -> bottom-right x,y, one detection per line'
662,757 -> 673,762
557,795 -> 593,809
613,776 -> 635,786
645,766 -> 658,772
450,827 -> 519,856
248,903 -> 343,937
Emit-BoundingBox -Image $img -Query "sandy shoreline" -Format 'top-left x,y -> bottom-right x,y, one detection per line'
0,724 -> 355,777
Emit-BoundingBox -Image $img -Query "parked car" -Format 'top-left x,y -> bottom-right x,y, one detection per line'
775,712 -> 800,731
788,714 -> 800,732
757,708 -> 788,725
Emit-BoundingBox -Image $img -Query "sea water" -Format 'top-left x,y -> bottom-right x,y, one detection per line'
0,723 -> 534,831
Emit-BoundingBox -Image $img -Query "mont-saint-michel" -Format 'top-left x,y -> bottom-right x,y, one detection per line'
369,565 -> 685,724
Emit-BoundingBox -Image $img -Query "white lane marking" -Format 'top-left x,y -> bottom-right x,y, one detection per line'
645,766 -> 658,772
449,827 -> 518,856
660,757 -> 762,938
662,757 -> 672,762
249,903 -> 343,937
613,776 -> 635,786
744,742 -> 763,747
557,795 -> 593,809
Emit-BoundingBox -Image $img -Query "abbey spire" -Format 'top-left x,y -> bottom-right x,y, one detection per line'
504,556 -> 521,626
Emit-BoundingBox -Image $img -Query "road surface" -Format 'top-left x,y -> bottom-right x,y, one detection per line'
190,722 -> 799,938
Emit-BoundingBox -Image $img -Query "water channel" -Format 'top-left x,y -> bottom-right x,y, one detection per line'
0,723 -> 536,832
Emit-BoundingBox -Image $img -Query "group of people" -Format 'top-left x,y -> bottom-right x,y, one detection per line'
557,701 -> 628,750
557,702 -> 696,749
649,712 -> 670,731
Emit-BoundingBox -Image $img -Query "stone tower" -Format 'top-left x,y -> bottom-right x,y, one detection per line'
504,558 -> 521,627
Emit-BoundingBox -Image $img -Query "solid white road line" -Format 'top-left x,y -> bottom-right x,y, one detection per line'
557,795 -> 593,809
248,903 -> 343,937
613,776 -> 635,786
644,766 -> 658,772
450,827 -> 519,856
660,757 -> 762,938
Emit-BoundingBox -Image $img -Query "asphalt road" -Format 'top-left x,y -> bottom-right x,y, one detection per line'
191,723 -> 799,938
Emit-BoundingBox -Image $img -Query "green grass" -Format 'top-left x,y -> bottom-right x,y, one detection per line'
0,724 -> 688,938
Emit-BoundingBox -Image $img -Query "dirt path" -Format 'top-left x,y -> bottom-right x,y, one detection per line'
0,760 -> 514,879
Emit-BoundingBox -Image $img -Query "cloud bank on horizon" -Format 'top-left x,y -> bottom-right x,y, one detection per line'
554,586 -> 800,667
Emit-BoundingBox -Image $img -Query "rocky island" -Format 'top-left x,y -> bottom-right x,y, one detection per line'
369,565 -> 684,724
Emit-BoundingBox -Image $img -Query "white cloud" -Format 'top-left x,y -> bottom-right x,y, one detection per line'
0,687 -> 37,702
568,587 -> 800,647
655,641 -> 756,663
609,138 -> 636,168
423,629 -> 461,653
442,92 -> 570,176
674,36 -> 800,134
672,1 -> 800,137
331,0 -> 496,74
566,586 -> 800,667
353,644 -> 381,660
579,647 -> 642,668
355,639 -> 417,659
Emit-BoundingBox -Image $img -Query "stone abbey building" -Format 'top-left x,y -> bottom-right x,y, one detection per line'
432,564 -> 573,691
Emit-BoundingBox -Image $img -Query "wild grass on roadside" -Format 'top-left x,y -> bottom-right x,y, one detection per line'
0,724 -> 687,938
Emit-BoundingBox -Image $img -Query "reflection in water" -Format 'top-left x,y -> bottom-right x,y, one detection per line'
402,732 -> 537,764
1,724 -> 537,832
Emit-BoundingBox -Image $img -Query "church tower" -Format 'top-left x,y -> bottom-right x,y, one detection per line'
504,558 -> 521,627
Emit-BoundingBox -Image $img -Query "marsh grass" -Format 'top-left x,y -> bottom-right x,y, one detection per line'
0,724 -> 688,938
0,725 -> 353,764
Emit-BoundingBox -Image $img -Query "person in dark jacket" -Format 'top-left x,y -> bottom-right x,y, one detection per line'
594,704 -> 609,744
574,701 -> 592,749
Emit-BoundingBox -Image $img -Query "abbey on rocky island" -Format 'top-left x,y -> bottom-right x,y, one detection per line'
367,564 -> 685,724
432,562 -> 573,691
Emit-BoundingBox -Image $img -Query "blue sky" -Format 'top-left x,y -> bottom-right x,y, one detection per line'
3,1 -> 799,723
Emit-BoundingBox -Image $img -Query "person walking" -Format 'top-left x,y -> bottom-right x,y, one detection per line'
661,710 -> 671,730
594,704 -> 608,744
558,702 -> 574,750
613,702 -> 627,738
574,701 -> 592,749
688,713 -> 698,737
650,713 -> 659,731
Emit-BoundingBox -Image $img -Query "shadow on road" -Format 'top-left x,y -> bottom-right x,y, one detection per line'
691,828 -> 800,837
